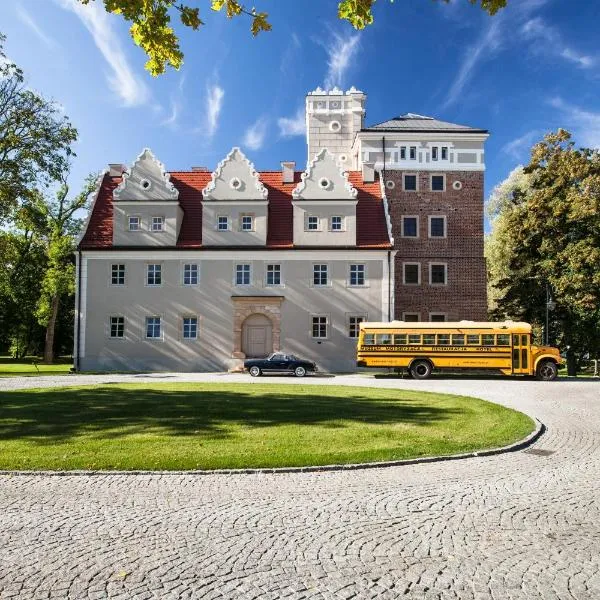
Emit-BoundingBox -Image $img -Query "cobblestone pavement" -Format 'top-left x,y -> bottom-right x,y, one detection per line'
1,374 -> 599,599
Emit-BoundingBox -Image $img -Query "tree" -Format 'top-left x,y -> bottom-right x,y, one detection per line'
0,34 -> 78,222
79,0 -> 508,76
23,173 -> 99,363
486,130 -> 600,375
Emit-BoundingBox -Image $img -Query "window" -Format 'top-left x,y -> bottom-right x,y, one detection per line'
409,146 -> 417,160
429,216 -> 446,238
111,264 -> 125,285
312,316 -> 327,338
423,333 -> 435,345
236,264 -> 251,285
408,334 -> 421,344
217,216 -> 229,231
441,146 -> 448,160
330,216 -> 343,231
307,215 -> 319,231
109,316 -> 124,338
146,316 -> 161,339
394,334 -> 407,344
241,215 -> 253,231
497,334 -> 511,346
431,175 -> 445,192
403,263 -> 420,285
266,264 -> 281,286
402,216 -> 418,238
437,334 -> 450,345
403,313 -> 420,322
400,146 -> 406,160
482,334 -> 495,346
183,264 -> 198,285
349,264 -> 365,286
430,313 -> 446,322
147,264 -> 161,286
128,216 -> 140,231
430,263 -> 447,285
432,146 -> 438,161
313,264 -> 328,286
182,317 -> 197,339
348,316 -> 365,338
403,174 -> 417,191
376,334 -> 393,345
452,334 -> 465,345
467,334 -> 481,345
363,334 -> 375,345
151,216 -> 164,231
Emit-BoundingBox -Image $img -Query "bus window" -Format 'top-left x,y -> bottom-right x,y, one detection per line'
408,334 -> 421,345
482,334 -> 495,346
437,334 -> 450,345
393,334 -> 407,345
497,334 -> 510,346
363,334 -> 375,345
452,334 -> 465,345
513,334 -> 520,346
376,334 -> 392,345
423,333 -> 435,345
467,334 -> 480,345
521,334 -> 529,346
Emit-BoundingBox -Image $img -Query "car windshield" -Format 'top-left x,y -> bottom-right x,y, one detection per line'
269,353 -> 285,360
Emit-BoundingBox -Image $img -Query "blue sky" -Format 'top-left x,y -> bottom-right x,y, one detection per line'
1,0 -> 599,203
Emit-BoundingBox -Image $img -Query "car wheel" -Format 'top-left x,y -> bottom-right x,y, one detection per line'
410,359 -> 432,380
249,366 -> 261,377
294,366 -> 306,378
537,360 -> 558,381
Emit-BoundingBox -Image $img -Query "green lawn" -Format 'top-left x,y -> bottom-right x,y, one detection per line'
0,383 -> 534,471
0,357 -> 73,377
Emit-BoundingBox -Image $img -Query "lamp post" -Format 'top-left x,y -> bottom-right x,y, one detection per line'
545,283 -> 556,346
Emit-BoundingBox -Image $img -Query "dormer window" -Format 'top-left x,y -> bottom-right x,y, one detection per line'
217,216 -> 229,231
330,216 -> 343,231
151,216 -> 164,232
240,215 -> 254,231
306,215 -> 319,231
128,216 -> 140,231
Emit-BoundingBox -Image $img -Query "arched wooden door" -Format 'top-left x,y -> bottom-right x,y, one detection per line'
241,314 -> 273,358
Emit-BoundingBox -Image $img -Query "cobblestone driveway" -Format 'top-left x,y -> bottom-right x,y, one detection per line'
1,374 -> 599,599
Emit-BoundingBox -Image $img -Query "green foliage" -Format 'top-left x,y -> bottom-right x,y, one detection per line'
0,34 -> 78,221
79,0 -> 506,75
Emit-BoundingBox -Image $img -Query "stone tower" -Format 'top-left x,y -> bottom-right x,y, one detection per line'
305,86 -> 366,170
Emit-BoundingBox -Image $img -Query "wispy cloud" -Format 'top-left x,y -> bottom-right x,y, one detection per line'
57,0 -> 149,107
278,107 -> 305,137
243,117 -> 268,151
548,97 -> 600,148
205,81 -> 225,138
161,75 -> 185,129
502,130 -> 542,159
522,18 -> 596,69
322,31 -> 361,90
280,33 -> 301,74
16,5 -> 58,49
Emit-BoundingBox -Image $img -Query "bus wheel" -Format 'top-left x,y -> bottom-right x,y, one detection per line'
536,360 -> 558,381
410,360 -> 432,380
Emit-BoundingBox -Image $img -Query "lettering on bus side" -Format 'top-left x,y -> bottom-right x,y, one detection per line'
359,345 -> 499,352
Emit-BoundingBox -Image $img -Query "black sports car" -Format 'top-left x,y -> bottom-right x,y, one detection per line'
244,353 -> 317,377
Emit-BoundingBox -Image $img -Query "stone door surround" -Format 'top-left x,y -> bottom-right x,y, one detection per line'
232,296 -> 283,359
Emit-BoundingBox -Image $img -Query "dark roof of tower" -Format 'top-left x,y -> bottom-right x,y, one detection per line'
362,113 -> 488,133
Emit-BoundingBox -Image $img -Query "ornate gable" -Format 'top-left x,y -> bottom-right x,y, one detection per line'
113,148 -> 179,202
292,148 -> 357,200
202,147 -> 268,201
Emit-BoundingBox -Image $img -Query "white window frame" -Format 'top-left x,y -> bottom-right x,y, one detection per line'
400,146 -> 406,160
235,263 -> 252,286
182,263 -> 199,286
306,215 -> 319,231
429,262 -> 448,286
265,263 -> 282,287
348,263 -> 366,287
430,174 -> 446,192
409,146 -> 417,160
217,216 -> 230,231
145,316 -> 162,340
402,262 -> 421,285
441,146 -> 449,161
402,312 -> 421,322
312,263 -> 329,287
330,216 -> 344,231
431,146 -> 439,161
146,263 -> 162,287
151,216 -> 165,232
428,215 -> 447,238
429,312 -> 447,322
240,214 -> 254,232
311,315 -> 329,339
182,316 -> 198,340
403,173 -> 418,192
401,215 -> 419,238
128,216 -> 141,231
108,315 -> 125,339
348,314 -> 367,338
110,263 -> 125,286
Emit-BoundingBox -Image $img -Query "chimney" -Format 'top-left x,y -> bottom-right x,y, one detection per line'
362,161 -> 375,183
108,163 -> 124,177
281,161 -> 295,183
192,166 -> 209,172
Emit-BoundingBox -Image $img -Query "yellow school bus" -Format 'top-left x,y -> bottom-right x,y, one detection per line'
356,321 -> 561,380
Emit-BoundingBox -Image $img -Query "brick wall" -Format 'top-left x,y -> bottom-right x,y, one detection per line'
385,170 -> 488,321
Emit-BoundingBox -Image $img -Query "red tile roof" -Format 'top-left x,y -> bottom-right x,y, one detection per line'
79,170 -> 391,249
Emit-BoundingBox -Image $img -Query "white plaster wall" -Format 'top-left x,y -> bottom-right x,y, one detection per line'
201,201 -> 268,246
292,202 -> 357,246
113,202 -> 182,246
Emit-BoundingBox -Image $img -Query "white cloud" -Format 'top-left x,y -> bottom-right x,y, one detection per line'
548,97 -> 600,148
57,0 -> 149,107
243,117 -> 268,151
323,31 -> 361,90
161,75 -> 185,129
280,33 -> 301,74
277,107 -> 305,137
16,5 -> 58,49
502,130 -> 542,159
205,82 -> 225,138
521,18 -> 596,69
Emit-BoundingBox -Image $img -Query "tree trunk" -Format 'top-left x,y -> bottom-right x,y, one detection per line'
566,347 -> 577,377
43,295 -> 60,364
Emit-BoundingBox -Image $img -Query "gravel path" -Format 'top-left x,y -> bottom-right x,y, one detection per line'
0,374 -> 598,599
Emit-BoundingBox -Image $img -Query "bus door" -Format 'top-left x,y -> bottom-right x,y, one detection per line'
512,334 -> 531,375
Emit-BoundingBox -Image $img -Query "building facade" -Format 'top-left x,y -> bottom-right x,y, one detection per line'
76,86 -> 488,372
